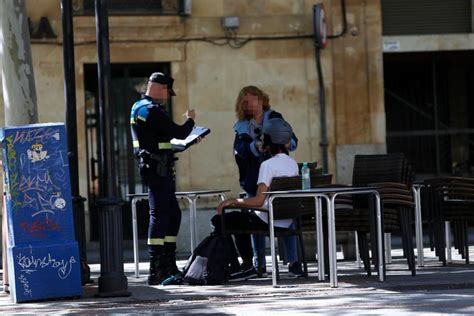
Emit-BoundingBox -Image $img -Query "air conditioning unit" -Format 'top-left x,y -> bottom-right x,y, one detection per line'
182,0 -> 192,15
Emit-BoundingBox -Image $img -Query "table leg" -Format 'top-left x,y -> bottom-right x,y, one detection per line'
326,195 -> 337,288
269,197 -> 278,287
385,233 -> 392,264
132,197 -> 140,278
185,195 -> 198,252
445,221 -> 452,263
185,193 -> 227,254
355,231 -> 361,268
315,197 -> 325,281
192,198 -> 198,251
413,186 -> 424,267
375,193 -> 384,282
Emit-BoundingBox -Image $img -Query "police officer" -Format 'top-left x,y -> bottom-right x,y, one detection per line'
130,72 -> 196,285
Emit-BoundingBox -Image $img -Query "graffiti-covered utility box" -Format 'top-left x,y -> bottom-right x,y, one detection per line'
0,123 -> 82,303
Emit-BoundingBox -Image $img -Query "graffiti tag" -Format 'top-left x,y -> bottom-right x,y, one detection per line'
16,253 -> 76,279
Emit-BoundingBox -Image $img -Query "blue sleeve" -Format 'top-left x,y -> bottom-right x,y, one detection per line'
288,133 -> 298,152
233,121 -> 261,159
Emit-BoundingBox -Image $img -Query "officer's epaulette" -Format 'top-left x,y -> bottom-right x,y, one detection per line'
131,98 -> 154,123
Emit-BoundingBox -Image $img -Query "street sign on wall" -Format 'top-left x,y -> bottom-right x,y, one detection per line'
0,123 -> 82,303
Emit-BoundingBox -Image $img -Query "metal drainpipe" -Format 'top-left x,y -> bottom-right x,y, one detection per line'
315,46 -> 329,174
312,1 -> 347,174
313,4 -> 329,173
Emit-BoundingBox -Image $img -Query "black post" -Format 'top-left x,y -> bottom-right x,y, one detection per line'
94,0 -> 129,297
60,0 -> 91,285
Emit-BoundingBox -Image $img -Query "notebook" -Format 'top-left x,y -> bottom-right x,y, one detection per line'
171,126 -> 210,152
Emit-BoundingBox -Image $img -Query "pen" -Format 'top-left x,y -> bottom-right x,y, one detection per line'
182,109 -> 195,116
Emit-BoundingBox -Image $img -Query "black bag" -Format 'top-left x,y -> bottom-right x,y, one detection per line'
183,233 -> 232,285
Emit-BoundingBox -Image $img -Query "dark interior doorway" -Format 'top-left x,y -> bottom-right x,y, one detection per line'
84,62 -> 171,240
384,50 -> 474,178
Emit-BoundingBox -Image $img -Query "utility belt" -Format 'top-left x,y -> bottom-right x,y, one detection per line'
137,148 -> 176,177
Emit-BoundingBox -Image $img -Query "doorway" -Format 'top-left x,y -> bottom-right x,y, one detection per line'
384,51 -> 474,178
84,62 -> 171,240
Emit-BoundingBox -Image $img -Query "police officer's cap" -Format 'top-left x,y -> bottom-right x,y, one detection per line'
263,118 -> 293,145
148,72 -> 176,96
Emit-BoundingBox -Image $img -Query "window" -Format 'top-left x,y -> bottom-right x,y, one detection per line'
73,0 -> 188,16
384,51 -> 474,177
382,0 -> 472,35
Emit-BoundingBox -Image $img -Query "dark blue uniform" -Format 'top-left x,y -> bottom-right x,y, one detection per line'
130,95 -> 194,284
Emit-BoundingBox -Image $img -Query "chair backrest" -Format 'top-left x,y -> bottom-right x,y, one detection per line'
352,153 -> 414,210
270,175 -> 301,191
269,174 -> 333,191
268,176 -> 303,219
297,162 -> 321,176
352,153 -> 409,186
423,176 -> 474,217
311,173 -> 332,186
269,174 -> 334,219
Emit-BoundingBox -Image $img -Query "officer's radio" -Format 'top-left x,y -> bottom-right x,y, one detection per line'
136,149 -> 151,176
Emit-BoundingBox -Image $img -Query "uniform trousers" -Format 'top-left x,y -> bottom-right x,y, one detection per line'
146,175 -> 182,256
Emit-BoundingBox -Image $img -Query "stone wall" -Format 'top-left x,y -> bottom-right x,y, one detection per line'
0,0 -> 386,245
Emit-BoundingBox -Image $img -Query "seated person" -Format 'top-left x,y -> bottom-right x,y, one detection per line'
211,118 -> 304,281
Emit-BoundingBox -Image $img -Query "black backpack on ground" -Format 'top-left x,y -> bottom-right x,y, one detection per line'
183,233 -> 233,285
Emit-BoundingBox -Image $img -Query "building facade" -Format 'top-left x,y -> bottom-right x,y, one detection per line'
3,0 -> 471,245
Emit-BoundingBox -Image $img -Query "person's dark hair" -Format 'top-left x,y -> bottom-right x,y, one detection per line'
263,134 -> 287,155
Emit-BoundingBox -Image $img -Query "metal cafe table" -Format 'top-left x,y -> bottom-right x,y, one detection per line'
127,189 -> 229,277
265,186 -> 383,288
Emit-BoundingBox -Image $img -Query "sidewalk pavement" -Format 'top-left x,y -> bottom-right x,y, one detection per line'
1,247 -> 474,315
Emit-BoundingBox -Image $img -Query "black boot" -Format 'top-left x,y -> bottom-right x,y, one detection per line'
148,254 -> 170,285
160,251 -> 183,285
164,251 -> 181,276
161,242 -> 182,285
163,243 -> 181,276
